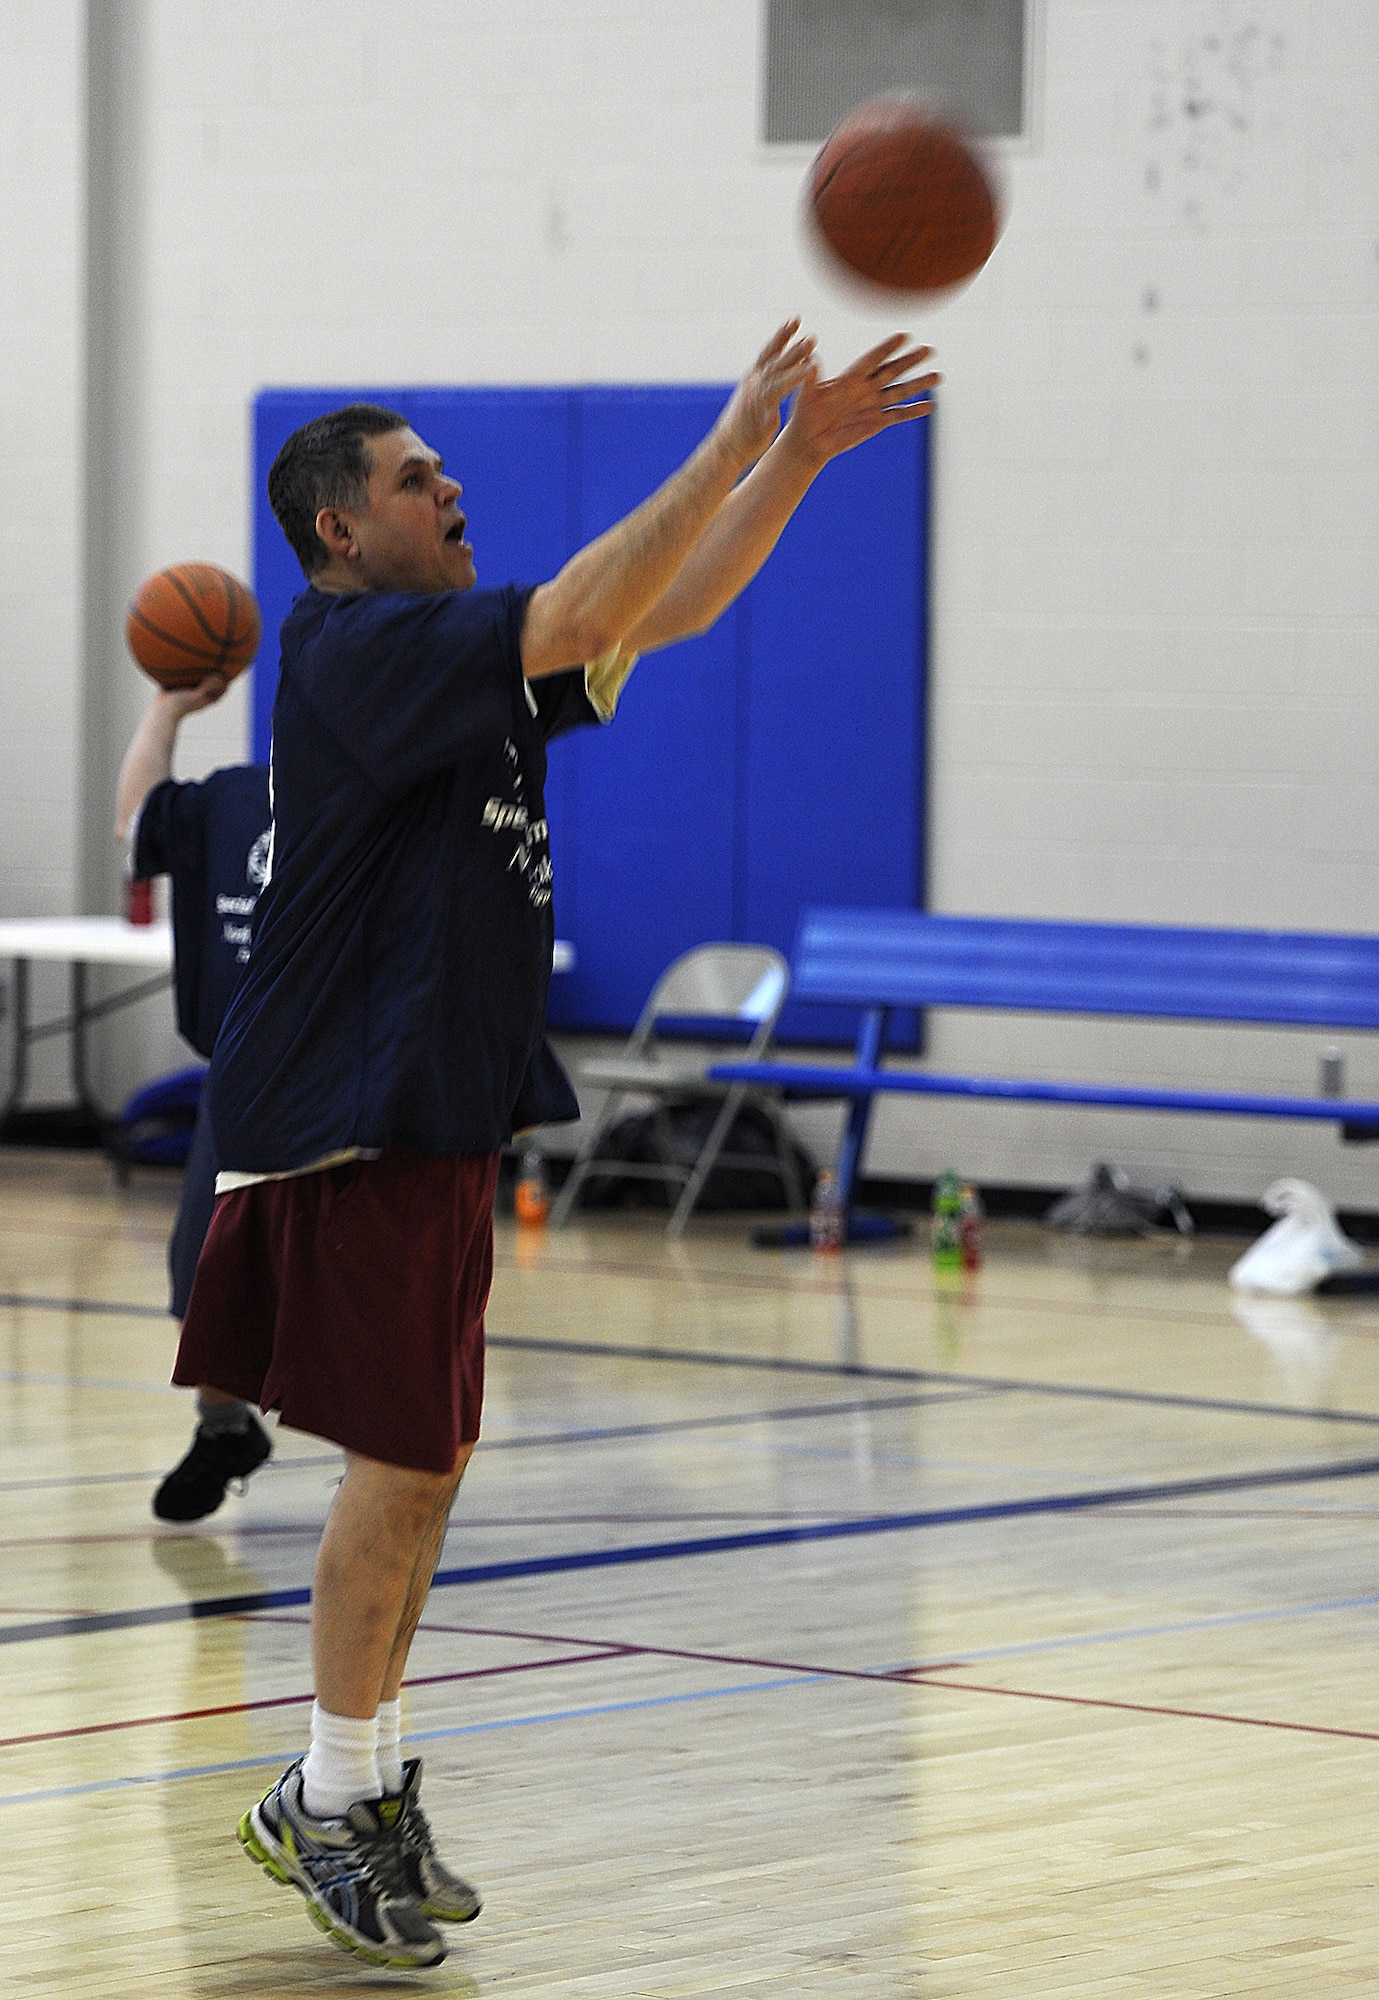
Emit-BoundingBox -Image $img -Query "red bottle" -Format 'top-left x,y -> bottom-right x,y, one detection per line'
959,1185 -> 985,1271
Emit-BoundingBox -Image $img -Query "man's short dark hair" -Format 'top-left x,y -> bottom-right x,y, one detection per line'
267,403 -> 409,576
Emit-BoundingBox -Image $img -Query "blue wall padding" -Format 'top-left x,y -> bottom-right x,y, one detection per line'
736,429 -> 927,1045
252,386 -> 928,1043
552,388 -> 742,1029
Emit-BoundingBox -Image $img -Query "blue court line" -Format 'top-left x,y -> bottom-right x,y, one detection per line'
477,1385 -> 994,1451
11,1591 -> 1379,1813
0,1369 -> 178,1396
6,1289 -> 1379,1432
0,1293 -> 165,1320
14,1580 -> 1379,1813
3,1450 -> 1379,1650
404,1676 -> 801,1742
0,1675 -> 808,1811
0,1754 -> 289,1809
904,1589 -> 1379,1671
0,1454 -> 340,1497
0,1392 -> 984,1500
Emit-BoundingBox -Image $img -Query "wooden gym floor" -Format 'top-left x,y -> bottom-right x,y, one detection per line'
3,1146 -> 1379,1997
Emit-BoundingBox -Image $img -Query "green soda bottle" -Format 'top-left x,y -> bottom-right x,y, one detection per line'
930,1170 -> 963,1272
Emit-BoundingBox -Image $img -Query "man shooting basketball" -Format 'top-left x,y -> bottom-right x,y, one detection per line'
177,321 -> 937,1968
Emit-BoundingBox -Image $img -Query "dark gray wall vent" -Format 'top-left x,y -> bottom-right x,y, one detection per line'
763,0 -> 1026,143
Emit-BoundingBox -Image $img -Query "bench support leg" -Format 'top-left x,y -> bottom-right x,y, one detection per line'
751,1006 -> 912,1249
834,1007 -> 886,1212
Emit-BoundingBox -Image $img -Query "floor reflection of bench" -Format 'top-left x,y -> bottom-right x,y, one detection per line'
711,907 -> 1379,1242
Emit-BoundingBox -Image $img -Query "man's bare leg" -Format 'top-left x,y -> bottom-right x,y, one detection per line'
240,1450 -> 461,1964
380,1450 -> 471,1704
311,1449 -> 472,1719
299,1445 -> 482,1924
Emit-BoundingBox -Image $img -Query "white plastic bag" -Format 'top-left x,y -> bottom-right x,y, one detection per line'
1227,1178 -> 1364,1296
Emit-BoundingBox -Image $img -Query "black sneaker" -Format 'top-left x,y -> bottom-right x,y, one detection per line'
390,1758 -> 482,1923
239,1759 -> 446,1968
153,1413 -> 272,1522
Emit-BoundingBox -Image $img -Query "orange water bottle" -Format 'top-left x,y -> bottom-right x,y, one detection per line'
514,1148 -> 550,1228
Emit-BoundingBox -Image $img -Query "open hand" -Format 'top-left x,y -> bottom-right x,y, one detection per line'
781,336 -> 940,469
716,319 -> 820,468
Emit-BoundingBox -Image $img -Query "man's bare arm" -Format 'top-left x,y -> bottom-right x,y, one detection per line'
113,679 -> 226,840
623,337 -> 940,655
521,322 -> 817,680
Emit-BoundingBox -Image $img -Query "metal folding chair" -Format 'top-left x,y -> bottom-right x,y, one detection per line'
549,943 -> 802,1237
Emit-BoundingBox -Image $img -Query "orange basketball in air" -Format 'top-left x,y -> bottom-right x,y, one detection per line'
805,98 -> 1001,297
125,563 -> 261,690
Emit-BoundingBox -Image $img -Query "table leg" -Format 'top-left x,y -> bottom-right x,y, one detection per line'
71,961 -> 95,1116
0,954 -> 172,1145
0,958 -> 31,1132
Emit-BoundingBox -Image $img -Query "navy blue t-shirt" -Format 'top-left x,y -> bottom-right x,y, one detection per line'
133,766 -> 273,1059
207,584 -> 600,1173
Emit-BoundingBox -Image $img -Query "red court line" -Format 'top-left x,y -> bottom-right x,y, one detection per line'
902,1673 -> 1379,1742
416,1618 -> 1379,1745
7,1610 -> 1365,1755
240,1611 -> 960,1688
0,1647 -> 629,1751
413,1617 -> 970,1687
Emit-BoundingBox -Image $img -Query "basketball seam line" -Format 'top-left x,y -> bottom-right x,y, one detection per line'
126,608 -> 237,670
163,567 -> 233,651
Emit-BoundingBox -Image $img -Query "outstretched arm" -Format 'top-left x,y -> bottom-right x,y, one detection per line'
622,336 -> 940,655
113,678 -> 226,841
521,321 -> 818,680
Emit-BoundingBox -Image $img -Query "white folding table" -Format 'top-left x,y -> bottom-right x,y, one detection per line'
0,917 -> 575,1141
0,918 -> 175,1140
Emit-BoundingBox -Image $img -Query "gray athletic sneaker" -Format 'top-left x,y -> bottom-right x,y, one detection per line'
238,1759 -> 446,1968
390,1757 -> 482,1923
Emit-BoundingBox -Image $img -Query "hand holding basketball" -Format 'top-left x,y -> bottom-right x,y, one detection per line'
126,562 -> 261,691
782,335 -> 941,469
157,673 -> 231,716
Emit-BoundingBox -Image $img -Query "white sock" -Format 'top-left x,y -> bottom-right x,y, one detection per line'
301,1702 -> 380,1819
376,1697 -> 405,1794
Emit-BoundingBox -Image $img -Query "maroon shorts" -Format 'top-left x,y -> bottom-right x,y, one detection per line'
173,1150 -> 500,1473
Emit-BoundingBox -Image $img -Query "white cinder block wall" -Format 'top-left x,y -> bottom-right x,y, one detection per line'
923,0 -> 1379,1203
0,4 -> 84,1098
0,6 -> 82,920
6,0 -> 1379,1207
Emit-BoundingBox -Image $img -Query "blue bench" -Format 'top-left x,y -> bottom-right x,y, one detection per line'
709,907 -> 1379,1234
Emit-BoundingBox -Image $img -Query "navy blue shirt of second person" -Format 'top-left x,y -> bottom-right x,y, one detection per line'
207,583 -> 601,1175
133,765 -> 273,1060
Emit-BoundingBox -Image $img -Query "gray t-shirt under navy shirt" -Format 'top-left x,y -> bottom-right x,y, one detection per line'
207,582 -> 600,1175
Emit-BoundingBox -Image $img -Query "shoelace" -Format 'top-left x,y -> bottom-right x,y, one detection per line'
399,1795 -> 439,1864
349,1813 -> 417,1901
